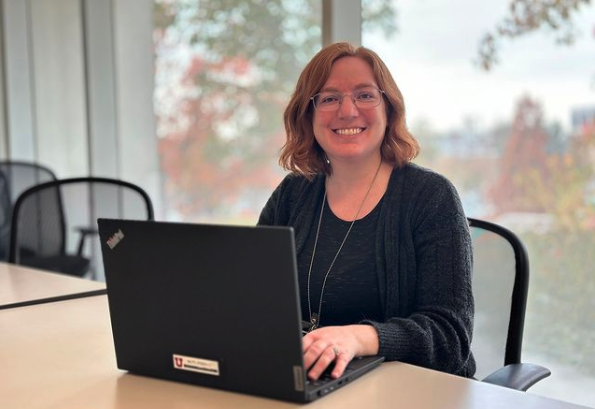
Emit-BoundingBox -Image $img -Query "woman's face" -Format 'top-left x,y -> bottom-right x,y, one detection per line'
312,56 -> 387,165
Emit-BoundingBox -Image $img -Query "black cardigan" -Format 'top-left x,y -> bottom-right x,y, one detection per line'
258,163 -> 476,377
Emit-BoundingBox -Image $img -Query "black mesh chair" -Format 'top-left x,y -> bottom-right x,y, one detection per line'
468,217 -> 551,391
0,161 -> 58,261
8,177 -> 154,280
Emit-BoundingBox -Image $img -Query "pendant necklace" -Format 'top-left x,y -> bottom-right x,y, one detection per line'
306,161 -> 382,332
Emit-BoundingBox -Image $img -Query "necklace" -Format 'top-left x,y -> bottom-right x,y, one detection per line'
306,161 -> 383,331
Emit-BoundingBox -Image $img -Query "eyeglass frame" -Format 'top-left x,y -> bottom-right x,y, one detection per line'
310,86 -> 386,111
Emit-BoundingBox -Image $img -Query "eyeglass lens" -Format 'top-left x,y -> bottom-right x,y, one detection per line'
312,87 -> 383,111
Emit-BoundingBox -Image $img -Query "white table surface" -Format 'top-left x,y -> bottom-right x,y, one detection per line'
0,294 -> 591,409
0,261 -> 105,309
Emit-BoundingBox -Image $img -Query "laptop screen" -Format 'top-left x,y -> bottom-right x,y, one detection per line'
98,218 -> 383,403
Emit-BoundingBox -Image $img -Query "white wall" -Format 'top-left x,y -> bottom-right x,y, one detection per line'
2,0 -> 36,159
0,0 -> 7,158
0,0 -> 162,216
113,0 -> 161,217
31,0 -> 88,176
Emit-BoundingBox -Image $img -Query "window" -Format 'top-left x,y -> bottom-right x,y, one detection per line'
153,0 -> 322,223
363,1 -> 594,406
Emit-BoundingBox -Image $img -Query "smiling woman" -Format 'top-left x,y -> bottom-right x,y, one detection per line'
259,42 -> 475,383
280,44 -> 418,178
311,57 -> 388,168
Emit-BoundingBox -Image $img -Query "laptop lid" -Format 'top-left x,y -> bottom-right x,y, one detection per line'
98,218 -> 383,403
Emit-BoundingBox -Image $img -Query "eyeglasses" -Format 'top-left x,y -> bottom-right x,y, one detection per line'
311,87 -> 385,112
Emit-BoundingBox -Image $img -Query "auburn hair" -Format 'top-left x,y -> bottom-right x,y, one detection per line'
280,42 -> 419,178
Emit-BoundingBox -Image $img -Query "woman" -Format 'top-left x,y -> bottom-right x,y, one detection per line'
258,42 -> 475,381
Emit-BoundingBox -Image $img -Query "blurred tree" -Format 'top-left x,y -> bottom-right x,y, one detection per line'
522,120 -> 595,371
488,94 -> 595,230
155,0 -> 322,220
545,119 -> 595,231
477,0 -> 592,70
488,95 -> 552,214
486,97 -> 595,371
362,0 -> 398,37
409,118 -> 439,165
154,0 -> 397,221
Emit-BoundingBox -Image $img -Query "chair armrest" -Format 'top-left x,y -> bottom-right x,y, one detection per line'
482,363 -> 551,391
75,227 -> 99,256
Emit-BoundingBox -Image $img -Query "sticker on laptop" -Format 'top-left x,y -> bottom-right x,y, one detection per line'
106,229 -> 125,249
173,354 -> 220,376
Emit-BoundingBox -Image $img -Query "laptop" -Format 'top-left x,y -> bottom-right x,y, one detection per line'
97,218 -> 384,403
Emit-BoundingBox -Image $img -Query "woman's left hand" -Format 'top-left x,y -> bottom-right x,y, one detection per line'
302,324 -> 379,380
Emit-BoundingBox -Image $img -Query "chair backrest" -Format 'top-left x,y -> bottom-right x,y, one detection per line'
0,161 -> 58,260
468,217 -> 529,380
8,177 -> 154,280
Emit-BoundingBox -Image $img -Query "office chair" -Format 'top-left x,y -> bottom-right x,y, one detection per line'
468,217 -> 551,391
0,161 -> 58,261
8,177 -> 154,279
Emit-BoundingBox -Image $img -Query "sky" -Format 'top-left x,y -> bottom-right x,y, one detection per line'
363,0 -> 595,133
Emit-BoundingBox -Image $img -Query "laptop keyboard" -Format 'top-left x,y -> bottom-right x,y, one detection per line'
306,365 -> 355,387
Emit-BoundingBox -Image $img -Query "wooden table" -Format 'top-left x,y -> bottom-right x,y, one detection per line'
0,294 -> 590,409
0,262 -> 105,309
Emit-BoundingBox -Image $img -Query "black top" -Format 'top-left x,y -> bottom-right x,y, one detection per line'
258,163 -> 476,378
298,197 -> 384,327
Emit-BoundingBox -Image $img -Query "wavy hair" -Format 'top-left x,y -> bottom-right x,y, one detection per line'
280,42 -> 419,178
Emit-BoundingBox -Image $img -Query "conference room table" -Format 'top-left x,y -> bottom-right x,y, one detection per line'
1,291 -> 591,409
0,261 -> 106,310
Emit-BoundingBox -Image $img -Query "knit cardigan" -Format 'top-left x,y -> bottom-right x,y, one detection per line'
258,162 -> 476,377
